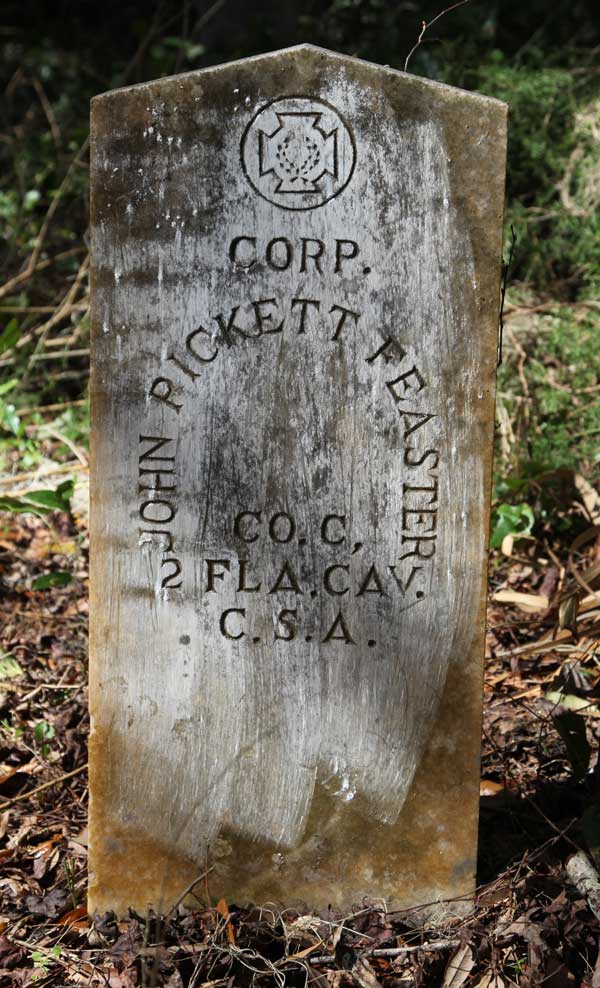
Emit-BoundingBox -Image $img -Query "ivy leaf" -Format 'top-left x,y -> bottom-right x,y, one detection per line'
33,721 -> 55,744
33,571 -> 72,590
0,478 -> 74,517
490,503 -> 535,549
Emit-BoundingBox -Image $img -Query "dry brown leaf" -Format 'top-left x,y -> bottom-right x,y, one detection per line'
493,590 -> 549,613
575,474 -> 600,523
58,904 -> 89,928
284,942 -> 324,962
473,974 -> 505,988
480,779 -> 504,796
352,956 -> 383,988
442,944 -> 475,988
0,765 -> 19,787
0,759 -> 39,787
215,897 -> 235,945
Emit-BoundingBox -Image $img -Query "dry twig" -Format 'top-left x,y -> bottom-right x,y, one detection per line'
404,0 -> 472,71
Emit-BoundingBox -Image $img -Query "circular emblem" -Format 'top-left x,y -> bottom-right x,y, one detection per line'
241,96 -> 356,211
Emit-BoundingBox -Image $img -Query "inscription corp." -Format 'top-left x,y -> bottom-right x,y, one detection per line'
241,96 -> 356,210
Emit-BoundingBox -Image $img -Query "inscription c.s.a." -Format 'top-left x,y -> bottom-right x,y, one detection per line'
240,95 -> 356,211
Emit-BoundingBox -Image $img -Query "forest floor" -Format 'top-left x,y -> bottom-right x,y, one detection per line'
1,489 -> 600,987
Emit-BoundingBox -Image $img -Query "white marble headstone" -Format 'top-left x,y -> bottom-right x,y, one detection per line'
89,45 -> 507,915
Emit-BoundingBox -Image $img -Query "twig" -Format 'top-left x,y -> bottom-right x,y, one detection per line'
0,347 -> 90,369
310,939 -> 461,965
0,459 -> 86,488
31,77 -> 61,145
16,683 -> 85,711
404,0 -> 472,71
40,425 -> 88,467
16,398 -> 87,417
0,247 -> 86,302
22,255 -> 89,379
193,0 -> 229,33
506,327 -> 530,398
498,225 -> 517,366
0,304 -> 88,314
504,298 -> 600,319
164,866 -> 216,921
0,764 -> 87,811
0,141 -> 88,301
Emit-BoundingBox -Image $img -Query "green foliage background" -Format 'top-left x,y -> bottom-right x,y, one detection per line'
0,0 -> 599,526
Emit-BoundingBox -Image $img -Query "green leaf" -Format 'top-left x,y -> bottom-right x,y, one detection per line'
33,571 -> 72,590
55,478 -> 75,500
490,502 -> 535,548
553,710 -> 590,782
25,489 -> 68,510
0,480 -> 74,516
33,721 -> 55,744
0,318 -> 20,355
0,377 -> 17,396
0,495 -> 48,517
0,654 -> 23,679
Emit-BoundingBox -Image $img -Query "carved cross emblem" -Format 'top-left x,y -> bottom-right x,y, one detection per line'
241,96 -> 356,210
258,111 -> 338,193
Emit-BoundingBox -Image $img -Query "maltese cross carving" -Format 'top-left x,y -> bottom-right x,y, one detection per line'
241,96 -> 356,210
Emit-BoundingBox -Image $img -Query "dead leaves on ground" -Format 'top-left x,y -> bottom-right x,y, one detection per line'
2,500 -> 600,983
1,875 -> 599,987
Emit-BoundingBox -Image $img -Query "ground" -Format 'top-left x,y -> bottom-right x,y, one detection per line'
0,483 -> 600,987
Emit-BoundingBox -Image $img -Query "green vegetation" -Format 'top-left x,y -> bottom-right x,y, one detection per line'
498,309 -> 600,478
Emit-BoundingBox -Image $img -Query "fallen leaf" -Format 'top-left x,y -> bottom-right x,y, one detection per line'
545,691 -> 600,717
0,765 -> 20,787
575,474 -> 600,523
216,897 -> 235,945
480,779 -> 504,796
559,593 -> 579,632
352,956 -> 383,988
473,974 -> 505,988
284,942 -> 324,962
442,944 -> 475,988
58,904 -> 89,927
493,590 -> 549,613
25,887 -> 69,918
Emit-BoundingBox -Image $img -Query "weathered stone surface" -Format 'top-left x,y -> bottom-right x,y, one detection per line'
89,44 -> 507,916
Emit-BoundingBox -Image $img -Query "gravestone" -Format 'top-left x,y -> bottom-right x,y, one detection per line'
89,44 -> 507,916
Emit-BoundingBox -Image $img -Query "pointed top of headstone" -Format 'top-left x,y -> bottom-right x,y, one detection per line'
93,42 -> 507,113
